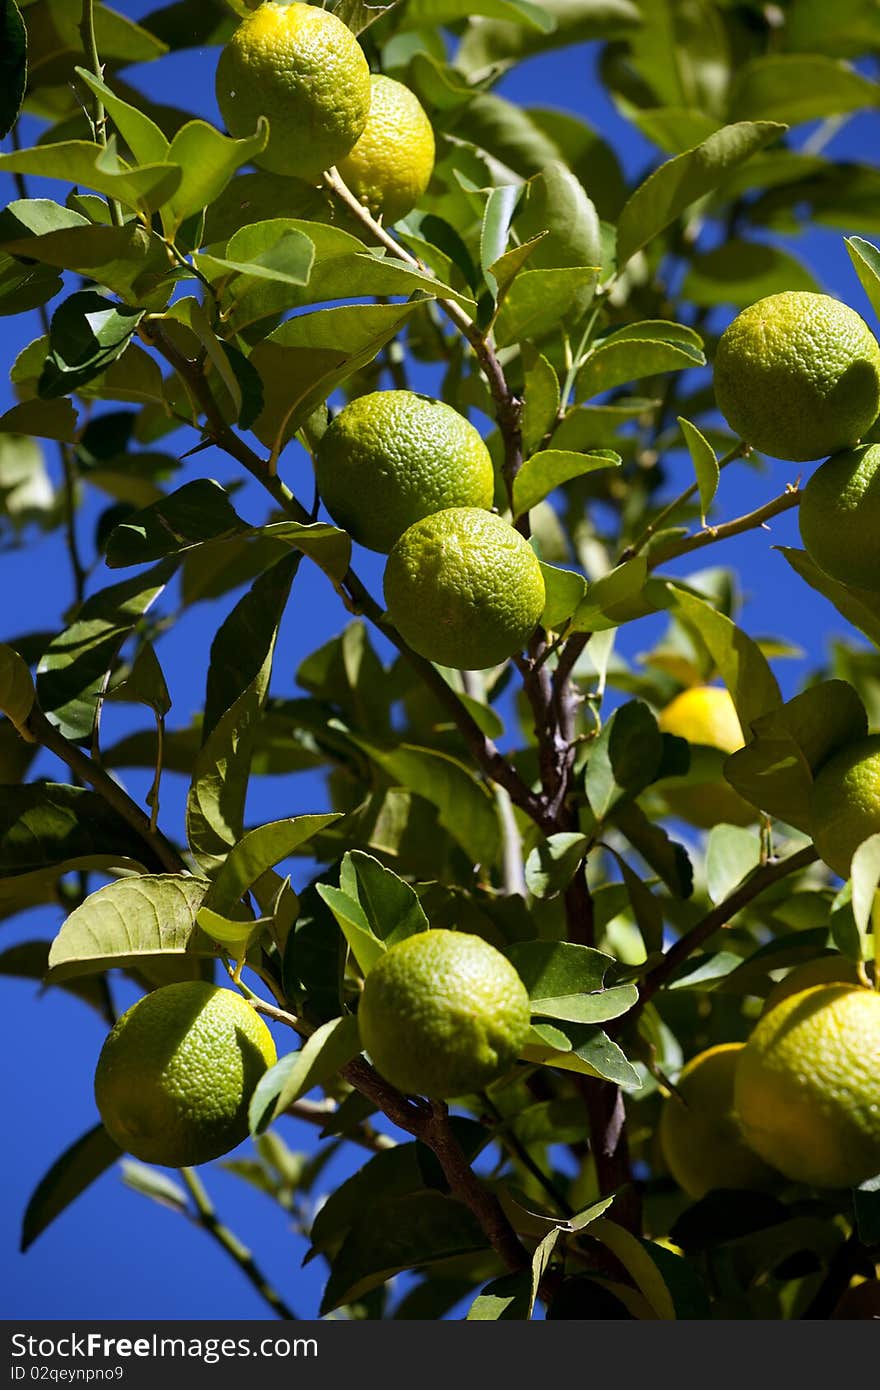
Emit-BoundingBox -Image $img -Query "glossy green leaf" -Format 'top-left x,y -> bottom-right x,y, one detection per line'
705,825 -> 762,904
36,561 -> 172,743
467,1272 -> 532,1320
38,290 -> 143,399
494,266 -> 598,347
678,417 -> 719,523
250,1015 -> 362,1135
513,449 -> 619,518
402,0 -> 553,28
339,851 -> 429,947
163,119 -> 269,231
456,0 -> 642,76
576,338 -> 703,401
0,142 -> 181,214
0,783 -> 156,878
539,562 -> 587,632
524,832 -> 589,898
316,883 -> 385,977
0,398 -> 76,441
615,122 -> 785,268
846,235 -> 880,322
521,345 -> 560,454
0,642 -> 34,733
516,161 -> 602,279
584,699 -> 664,821
522,1021 -> 640,1087
730,56 -> 879,127
778,547 -> 880,651
321,1191 -> 488,1313
508,939 -> 614,999
21,1125 -> 120,1252
481,184 -> 521,297
0,0 -> 26,139
47,874 -> 212,980
613,801 -> 694,899
850,834 -> 880,936
205,814 -> 341,916
75,68 -> 169,166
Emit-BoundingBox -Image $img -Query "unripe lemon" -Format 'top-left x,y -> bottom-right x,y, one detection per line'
655,685 -> 755,829
314,391 -> 494,554
735,984 -> 880,1188
659,1044 -> 777,1199
337,75 -> 435,224
384,508 -> 546,670
95,982 -> 276,1167
799,443 -> 880,591
359,929 -> 530,1098
713,292 -> 880,462
809,733 -> 880,878
215,2 -> 371,182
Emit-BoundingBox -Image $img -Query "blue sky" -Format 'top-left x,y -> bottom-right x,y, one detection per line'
1,4 -> 879,1319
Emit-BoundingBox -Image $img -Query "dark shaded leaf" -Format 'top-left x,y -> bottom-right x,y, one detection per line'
21,1124 -> 120,1251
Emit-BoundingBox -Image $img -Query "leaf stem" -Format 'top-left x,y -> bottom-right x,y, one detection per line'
78,0 -> 123,226
179,1168 -> 298,1320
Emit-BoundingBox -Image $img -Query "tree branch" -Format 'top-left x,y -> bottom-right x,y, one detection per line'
25,704 -> 185,875
647,485 -> 801,571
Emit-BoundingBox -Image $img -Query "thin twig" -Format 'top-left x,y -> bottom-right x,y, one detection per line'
78,0 -> 123,225
179,1168 -> 298,1320
647,485 -> 801,570
620,439 -> 746,562
24,704 -> 185,874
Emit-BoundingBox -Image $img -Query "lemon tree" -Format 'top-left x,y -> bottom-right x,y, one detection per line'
4,0 -> 880,1326
314,390 -> 494,553
95,982 -> 276,1167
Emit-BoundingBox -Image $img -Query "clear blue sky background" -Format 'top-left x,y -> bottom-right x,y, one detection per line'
1,2 -> 878,1320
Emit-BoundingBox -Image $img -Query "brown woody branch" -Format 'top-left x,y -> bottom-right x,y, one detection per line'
647,485 -> 801,570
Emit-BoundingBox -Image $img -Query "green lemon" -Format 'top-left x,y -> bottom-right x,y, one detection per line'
655,685 -> 755,829
215,1 -> 371,181
734,984 -> 880,1188
358,929 -> 530,1098
337,75 -> 435,224
384,507 -> 546,670
659,1044 -> 777,1199
799,443 -> 880,591
713,291 -> 880,462
95,982 -> 276,1168
809,733 -> 880,878
315,391 -> 494,554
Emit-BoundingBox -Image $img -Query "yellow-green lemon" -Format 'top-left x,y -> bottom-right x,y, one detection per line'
799,443 -> 880,591
655,685 -> 755,829
659,1044 -> 777,1199
809,733 -> 880,878
337,75 -> 435,224
713,292 -> 880,462
735,984 -> 880,1188
358,929 -> 530,1098
95,982 -> 276,1168
216,2 -> 371,181
315,391 -> 494,554
384,507 -> 546,670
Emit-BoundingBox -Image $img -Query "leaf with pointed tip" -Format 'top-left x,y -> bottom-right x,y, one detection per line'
21,1125 -> 120,1252
678,417 -> 719,523
205,814 -> 341,915
47,874 -> 213,980
513,449 -> 619,518
249,1016 -> 362,1135
0,142 -> 181,214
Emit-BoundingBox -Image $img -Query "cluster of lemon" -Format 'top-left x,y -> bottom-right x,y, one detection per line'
661,963 -> 880,1197
216,1 -> 435,221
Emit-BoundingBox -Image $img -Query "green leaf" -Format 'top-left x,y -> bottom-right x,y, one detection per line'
75,68 -> 169,166
36,561 -> 172,743
332,0 -> 400,33
321,1191 -> 488,1313
522,346 -> 560,454
340,851 -> 430,946
850,834 -> 880,937
205,814 -> 341,916
402,0 -> 554,29
584,700 -> 664,822
778,546 -> 880,650
522,1021 -> 640,1087
250,302 -> 423,454
494,266 -> 598,347
0,784 -> 160,881
38,291 -> 143,399
0,642 -> 34,733
705,825 -> 762,904
480,183 -> 521,297
846,235 -> 880,323
570,555 -> 648,632
105,479 -> 245,566
0,0 -> 26,139
678,417 -> 718,523
467,1272 -> 532,1320
250,1015 -> 362,1135
0,142 -> 181,215
316,883 -> 385,976
456,0 -> 642,76
730,56 -> 879,127
516,161 -> 602,281
725,679 -> 866,832
613,801 -> 694,899
187,553 -> 299,875
576,338 -> 703,401
163,119 -> 269,232
106,643 -> 170,718
47,874 -> 212,980
344,733 -> 501,867
539,562 -> 587,632
0,398 -> 77,441
830,882 -> 862,963
120,1161 -> 188,1211
508,940 -> 613,998
615,122 -> 786,268
524,832 -> 589,898
21,1125 -> 120,1252
513,449 -> 619,518
683,240 -> 819,308
0,940 -> 113,1020
661,582 -> 782,732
